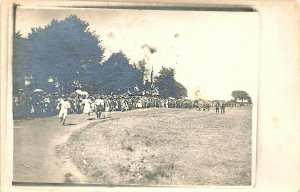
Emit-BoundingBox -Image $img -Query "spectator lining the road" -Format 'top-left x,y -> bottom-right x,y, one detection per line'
13,90 -> 236,120
221,103 -> 226,114
215,101 -> 220,113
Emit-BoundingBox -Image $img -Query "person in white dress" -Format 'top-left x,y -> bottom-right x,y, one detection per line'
82,96 -> 92,116
104,97 -> 112,118
136,99 -> 142,108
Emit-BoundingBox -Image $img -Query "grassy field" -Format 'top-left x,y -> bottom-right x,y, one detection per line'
63,107 -> 252,186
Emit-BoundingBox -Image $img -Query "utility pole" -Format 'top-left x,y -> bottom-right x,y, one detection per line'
150,66 -> 154,96
150,66 -> 153,87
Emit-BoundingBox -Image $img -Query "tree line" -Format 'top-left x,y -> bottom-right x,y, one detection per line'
13,15 -> 187,99
231,90 -> 252,104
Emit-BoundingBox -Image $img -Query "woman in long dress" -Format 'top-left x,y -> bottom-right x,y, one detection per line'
82,96 -> 92,116
104,97 -> 112,118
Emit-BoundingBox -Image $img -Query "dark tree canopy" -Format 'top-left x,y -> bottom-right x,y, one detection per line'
231,90 -> 252,104
100,52 -> 144,95
13,32 -> 27,95
13,15 -> 188,99
13,15 -> 105,94
154,67 -> 187,98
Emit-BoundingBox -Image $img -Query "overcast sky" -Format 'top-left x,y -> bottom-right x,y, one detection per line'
15,7 -> 259,101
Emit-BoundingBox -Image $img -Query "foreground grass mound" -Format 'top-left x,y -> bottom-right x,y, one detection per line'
65,108 -> 252,186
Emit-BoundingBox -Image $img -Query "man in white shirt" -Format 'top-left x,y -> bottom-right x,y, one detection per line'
58,97 -> 69,126
95,96 -> 104,119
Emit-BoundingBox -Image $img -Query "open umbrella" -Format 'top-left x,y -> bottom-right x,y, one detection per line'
33,89 -> 43,93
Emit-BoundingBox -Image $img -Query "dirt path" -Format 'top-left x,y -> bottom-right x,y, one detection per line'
13,113 -> 97,183
13,110 -> 155,184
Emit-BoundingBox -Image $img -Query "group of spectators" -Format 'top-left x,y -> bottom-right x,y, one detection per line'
13,91 -> 228,120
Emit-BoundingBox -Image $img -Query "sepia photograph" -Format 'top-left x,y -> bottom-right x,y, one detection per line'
12,5 -> 258,186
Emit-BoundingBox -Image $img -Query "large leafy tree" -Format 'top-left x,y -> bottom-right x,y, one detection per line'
13,32 -> 27,95
100,52 -> 144,94
13,15 -> 105,94
231,90 -> 252,104
154,67 -> 187,98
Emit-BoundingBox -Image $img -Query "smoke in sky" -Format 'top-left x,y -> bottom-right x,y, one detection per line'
141,44 -> 157,54
134,44 -> 158,79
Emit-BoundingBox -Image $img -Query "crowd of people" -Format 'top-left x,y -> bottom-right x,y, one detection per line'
13,90 -> 229,122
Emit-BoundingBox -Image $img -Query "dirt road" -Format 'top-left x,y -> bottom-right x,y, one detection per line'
13,113 -> 95,183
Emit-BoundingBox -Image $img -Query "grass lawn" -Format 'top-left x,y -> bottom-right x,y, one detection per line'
64,107 -> 252,186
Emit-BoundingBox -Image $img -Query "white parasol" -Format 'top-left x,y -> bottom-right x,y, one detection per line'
75,90 -> 83,94
33,89 -> 43,93
76,90 -> 88,96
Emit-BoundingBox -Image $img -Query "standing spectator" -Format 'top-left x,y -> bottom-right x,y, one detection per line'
104,97 -> 112,118
82,96 -> 92,116
43,96 -> 50,116
95,96 -> 104,119
66,96 -> 74,114
206,103 -> 210,111
203,102 -> 206,111
48,95 -> 56,116
215,101 -> 220,113
221,102 -> 226,114
74,96 -> 81,114
136,98 -> 143,108
121,98 -> 129,112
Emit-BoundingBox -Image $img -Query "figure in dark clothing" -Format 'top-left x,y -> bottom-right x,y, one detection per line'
221,103 -> 226,114
215,101 -> 220,113
74,96 -> 81,114
206,103 -> 210,111
95,96 -> 104,119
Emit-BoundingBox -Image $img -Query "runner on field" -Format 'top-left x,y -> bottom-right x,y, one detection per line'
57,97 -> 70,126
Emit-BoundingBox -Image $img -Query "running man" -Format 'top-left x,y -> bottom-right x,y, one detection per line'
58,97 -> 69,126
